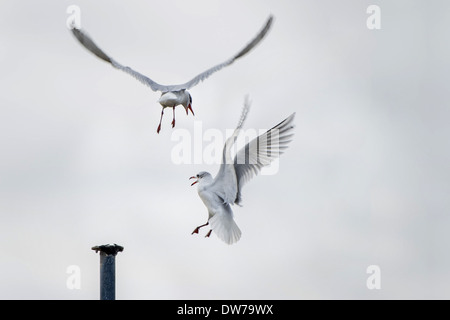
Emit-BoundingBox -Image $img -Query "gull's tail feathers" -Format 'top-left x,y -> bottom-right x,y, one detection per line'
208,206 -> 242,245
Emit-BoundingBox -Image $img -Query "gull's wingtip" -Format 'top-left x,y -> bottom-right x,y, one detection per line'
264,14 -> 274,31
265,14 -> 275,30
285,112 -> 297,127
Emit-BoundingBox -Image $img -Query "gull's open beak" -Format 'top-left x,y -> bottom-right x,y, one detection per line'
189,176 -> 198,186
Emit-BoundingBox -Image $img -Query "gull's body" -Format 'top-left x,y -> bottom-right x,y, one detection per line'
158,91 -> 190,109
157,90 -> 192,131
190,99 -> 295,244
70,16 -> 273,133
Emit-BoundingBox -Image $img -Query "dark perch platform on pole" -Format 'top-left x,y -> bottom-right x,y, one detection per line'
92,244 -> 124,300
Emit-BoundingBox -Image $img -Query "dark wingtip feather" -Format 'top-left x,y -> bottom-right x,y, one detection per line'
234,14 -> 275,60
71,27 -> 113,64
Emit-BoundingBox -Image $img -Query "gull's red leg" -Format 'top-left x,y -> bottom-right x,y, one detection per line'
171,107 -> 176,128
157,108 -> 164,134
188,104 -> 195,116
191,222 -> 209,235
205,229 -> 212,238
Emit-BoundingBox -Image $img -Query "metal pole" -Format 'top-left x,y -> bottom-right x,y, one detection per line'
92,244 -> 124,300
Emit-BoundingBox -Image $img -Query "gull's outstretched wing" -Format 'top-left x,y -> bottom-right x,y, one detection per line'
71,15 -> 272,93
71,27 -> 172,92
209,97 -> 251,205
233,112 -> 296,205
171,15 -> 274,91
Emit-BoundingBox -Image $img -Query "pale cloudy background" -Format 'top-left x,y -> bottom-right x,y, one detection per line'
0,0 -> 449,299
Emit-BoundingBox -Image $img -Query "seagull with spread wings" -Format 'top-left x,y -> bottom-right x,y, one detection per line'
189,98 -> 295,244
70,16 -> 273,133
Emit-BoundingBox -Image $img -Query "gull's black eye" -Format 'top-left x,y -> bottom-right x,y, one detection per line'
197,174 -> 199,178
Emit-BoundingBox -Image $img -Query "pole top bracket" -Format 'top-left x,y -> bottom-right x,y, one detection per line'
92,243 -> 124,256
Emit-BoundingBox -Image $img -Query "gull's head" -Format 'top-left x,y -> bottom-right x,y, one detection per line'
183,92 -> 194,116
189,171 -> 212,186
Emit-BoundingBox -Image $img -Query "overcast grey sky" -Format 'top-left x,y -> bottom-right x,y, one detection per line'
0,0 -> 449,299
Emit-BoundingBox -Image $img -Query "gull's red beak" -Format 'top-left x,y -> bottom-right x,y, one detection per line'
187,104 -> 195,116
189,176 -> 198,186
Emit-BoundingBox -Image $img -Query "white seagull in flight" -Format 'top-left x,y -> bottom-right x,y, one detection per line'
70,16 -> 273,133
189,98 -> 295,244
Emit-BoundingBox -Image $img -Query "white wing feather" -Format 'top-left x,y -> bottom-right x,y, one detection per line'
233,113 -> 295,205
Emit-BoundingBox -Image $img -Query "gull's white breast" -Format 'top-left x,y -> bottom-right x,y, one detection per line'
158,90 -> 188,108
198,185 -> 221,217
